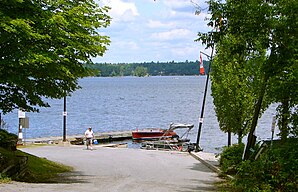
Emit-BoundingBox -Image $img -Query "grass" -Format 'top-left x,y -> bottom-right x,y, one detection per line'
0,177 -> 12,184
0,147 -> 73,183
17,143 -> 49,148
214,173 -> 235,192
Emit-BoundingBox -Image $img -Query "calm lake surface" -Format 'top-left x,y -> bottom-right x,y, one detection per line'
3,76 -> 278,153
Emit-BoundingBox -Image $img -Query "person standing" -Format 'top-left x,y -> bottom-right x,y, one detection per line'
85,127 -> 94,150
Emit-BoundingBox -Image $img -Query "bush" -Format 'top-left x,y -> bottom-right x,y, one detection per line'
0,130 -> 18,151
220,143 -> 244,175
233,139 -> 298,192
219,139 -> 298,191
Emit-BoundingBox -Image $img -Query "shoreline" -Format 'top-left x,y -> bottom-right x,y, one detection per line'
22,130 -> 133,145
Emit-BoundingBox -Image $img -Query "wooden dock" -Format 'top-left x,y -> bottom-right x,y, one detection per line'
23,130 -> 133,145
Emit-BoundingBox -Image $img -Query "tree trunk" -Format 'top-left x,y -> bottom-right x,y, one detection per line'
243,76 -> 268,160
228,131 -> 231,146
280,98 -> 290,142
238,130 -> 243,144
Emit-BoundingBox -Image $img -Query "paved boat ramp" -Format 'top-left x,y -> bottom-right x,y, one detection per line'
1,131 -> 222,192
22,130 -> 221,175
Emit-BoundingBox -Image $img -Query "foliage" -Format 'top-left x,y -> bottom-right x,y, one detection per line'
132,66 -> 148,77
211,33 -> 268,143
289,107 -> 298,137
17,150 -> 73,183
0,0 -> 111,114
0,147 -> 72,183
198,0 -> 298,159
219,143 -> 244,175
234,159 -> 273,192
0,129 -> 17,141
233,139 -> 298,192
219,139 -> 298,191
0,175 -> 11,183
92,60 -> 210,77
265,0 -> 298,141
270,64 -> 298,140
0,129 -> 17,150
197,0 -> 271,147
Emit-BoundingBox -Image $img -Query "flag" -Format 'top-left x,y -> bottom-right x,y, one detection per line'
200,53 -> 202,65
199,53 -> 205,75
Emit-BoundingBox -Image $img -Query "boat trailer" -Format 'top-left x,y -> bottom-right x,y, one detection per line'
140,123 -> 195,152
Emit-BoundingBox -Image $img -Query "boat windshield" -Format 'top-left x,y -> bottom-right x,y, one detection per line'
169,123 -> 194,130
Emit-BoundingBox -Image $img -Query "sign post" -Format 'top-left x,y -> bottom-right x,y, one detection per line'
18,110 -> 29,145
63,96 -> 67,142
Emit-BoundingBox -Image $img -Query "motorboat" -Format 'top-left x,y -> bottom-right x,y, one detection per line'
140,123 -> 195,152
132,127 -> 177,140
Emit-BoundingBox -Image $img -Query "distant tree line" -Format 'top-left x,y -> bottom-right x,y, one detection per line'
90,60 -> 210,77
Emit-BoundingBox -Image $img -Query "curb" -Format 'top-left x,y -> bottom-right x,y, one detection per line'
190,152 -> 234,179
189,152 -> 221,174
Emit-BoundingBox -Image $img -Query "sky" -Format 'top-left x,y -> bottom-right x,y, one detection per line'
94,0 -> 212,64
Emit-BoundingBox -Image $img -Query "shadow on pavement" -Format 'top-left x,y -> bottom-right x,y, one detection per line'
47,171 -> 89,184
189,163 -> 215,173
176,179 -> 218,192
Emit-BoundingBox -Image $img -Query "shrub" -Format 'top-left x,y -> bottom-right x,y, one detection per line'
219,143 -> 244,175
0,130 -> 18,151
233,139 -> 298,192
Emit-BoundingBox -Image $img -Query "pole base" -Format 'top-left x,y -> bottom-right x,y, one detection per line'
58,140 -> 70,147
195,146 -> 203,152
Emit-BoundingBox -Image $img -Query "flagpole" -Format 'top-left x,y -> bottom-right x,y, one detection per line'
195,45 -> 215,152
199,53 -> 204,75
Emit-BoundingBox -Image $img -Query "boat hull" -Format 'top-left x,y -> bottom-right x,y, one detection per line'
132,129 -> 176,140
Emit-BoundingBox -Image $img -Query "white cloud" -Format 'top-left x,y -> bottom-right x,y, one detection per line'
94,0 -> 212,63
117,40 -> 139,50
163,0 -> 190,9
171,45 -> 197,57
151,29 -> 193,41
101,0 -> 139,22
147,19 -> 176,28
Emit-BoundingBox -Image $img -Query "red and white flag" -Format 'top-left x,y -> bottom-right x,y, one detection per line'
199,53 -> 205,75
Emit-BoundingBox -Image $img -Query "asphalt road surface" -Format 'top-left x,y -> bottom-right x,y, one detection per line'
0,145 -> 221,192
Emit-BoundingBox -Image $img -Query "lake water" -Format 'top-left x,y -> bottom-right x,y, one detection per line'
2,76 -> 278,153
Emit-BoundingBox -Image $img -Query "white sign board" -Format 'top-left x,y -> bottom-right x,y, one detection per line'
18,110 -> 26,118
199,118 -> 204,123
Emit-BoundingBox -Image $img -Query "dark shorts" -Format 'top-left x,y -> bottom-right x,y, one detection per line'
86,138 -> 92,145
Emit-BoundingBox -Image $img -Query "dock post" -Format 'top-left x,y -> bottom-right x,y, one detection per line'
63,96 -> 67,142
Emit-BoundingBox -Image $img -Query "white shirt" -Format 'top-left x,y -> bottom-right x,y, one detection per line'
85,129 -> 94,138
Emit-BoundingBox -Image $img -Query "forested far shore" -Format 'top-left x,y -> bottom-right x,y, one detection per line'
88,60 -> 210,77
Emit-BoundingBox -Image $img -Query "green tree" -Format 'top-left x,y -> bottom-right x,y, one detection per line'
0,0 -> 111,113
132,66 -> 148,77
211,34 -> 267,144
265,0 -> 298,141
198,0 -> 297,158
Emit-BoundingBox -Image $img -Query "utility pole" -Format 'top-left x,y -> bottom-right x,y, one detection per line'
195,46 -> 214,152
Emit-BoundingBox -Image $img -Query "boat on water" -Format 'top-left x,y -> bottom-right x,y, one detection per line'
140,123 -> 195,152
132,127 -> 177,140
